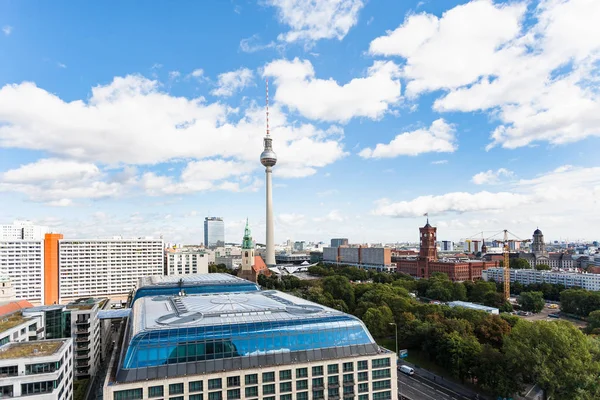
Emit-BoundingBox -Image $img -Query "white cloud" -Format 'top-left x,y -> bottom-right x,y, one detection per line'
57,62 -> 67,69
47,199 -> 73,207
264,58 -> 401,123
278,213 -> 306,226
267,0 -> 364,44
168,71 -> 181,80
313,209 -> 345,222
2,159 -> 100,183
211,68 -> 254,97
431,160 -> 448,165
2,26 -> 12,36
472,168 -> 514,185
359,119 -> 456,158
240,35 -> 278,53
369,0 -> 600,149
190,69 -> 204,78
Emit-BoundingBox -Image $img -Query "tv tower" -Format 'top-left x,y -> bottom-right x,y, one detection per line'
260,79 -> 277,267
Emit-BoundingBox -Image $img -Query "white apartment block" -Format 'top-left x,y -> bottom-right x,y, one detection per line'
166,250 -> 209,275
58,239 -> 163,300
483,267 -> 600,291
0,339 -> 73,400
1,221 -> 49,240
0,240 -> 44,302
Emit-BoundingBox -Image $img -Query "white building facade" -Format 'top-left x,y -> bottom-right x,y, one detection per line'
0,339 -> 73,399
166,250 -> 209,275
0,221 -> 49,240
58,238 -> 163,300
0,240 -> 45,302
483,267 -> 600,291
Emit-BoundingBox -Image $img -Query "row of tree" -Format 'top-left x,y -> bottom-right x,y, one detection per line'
264,264 -> 600,399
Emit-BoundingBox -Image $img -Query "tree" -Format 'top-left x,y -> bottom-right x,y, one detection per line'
474,315 -> 511,348
536,263 -> 551,271
322,276 -> 355,310
473,345 -> 523,397
510,258 -> 531,269
518,291 -> 545,313
587,310 -> 600,333
469,280 -> 497,303
436,331 -> 481,382
362,305 -> 393,337
504,320 -> 600,399
560,289 -> 600,317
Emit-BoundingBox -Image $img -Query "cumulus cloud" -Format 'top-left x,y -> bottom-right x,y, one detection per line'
369,0 -> 600,149
313,209 -> 345,222
264,58 -> 401,123
211,68 -> 254,97
359,119 -> 456,158
2,26 -> 12,36
267,0 -> 364,44
472,168 -> 514,185
240,35 -> 278,53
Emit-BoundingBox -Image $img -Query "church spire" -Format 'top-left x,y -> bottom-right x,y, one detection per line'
242,218 -> 254,250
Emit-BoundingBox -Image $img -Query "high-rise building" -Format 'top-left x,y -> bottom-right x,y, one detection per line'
0,239 -> 45,302
204,217 -> 225,248
58,238 -> 163,301
261,79 -> 277,267
331,238 -> 349,248
0,220 -> 49,240
166,249 -> 209,275
0,339 -> 73,399
104,287 -> 397,400
44,233 -> 62,305
440,240 -> 454,252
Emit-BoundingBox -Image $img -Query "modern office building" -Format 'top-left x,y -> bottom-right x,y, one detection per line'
0,306 -> 44,346
24,297 -> 112,381
483,268 -> 600,291
0,239 -> 45,302
204,217 -> 225,248
323,246 -> 394,271
330,238 -> 349,248
0,339 -> 73,399
130,273 -> 260,305
57,238 -> 163,301
0,220 -> 49,240
166,249 -> 209,276
104,289 -> 396,400
440,241 -> 454,252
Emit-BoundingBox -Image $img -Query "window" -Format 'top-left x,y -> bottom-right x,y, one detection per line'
343,385 -> 354,395
263,384 -> 275,395
280,395 -> 292,400
358,383 -> 368,393
312,366 -> 323,376
342,362 -> 353,372
327,364 -> 339,374
328,376 -> 339,386
227,389 -> 240,399
208,392 -> 223,400
296,380 -> 308,390
208,379 -> 222,390
358,395 -> 368,400
328,387 -> 339,398
312,377 -> 324,388
190,395 -> 203,400
279,370 -> 292,380
170,397 -> 184,400
357,372 -> 368,382
113,388 -> 143,400
148,386 -> 164,398
280,382 -> 292,393
373,391 -> 392,400
312,390 -> 324,399
26,361 -> 61,375
263,372 -> 275,383
0,366 -> 17,377
372,369 -> 391,380
245,387 -> 258,398
0,386 -> 13,397
372,358 -> 391,369
227,376 -> 240,387
373,380 -> 391,390
245,374 -> 258,385
189,381 -> 203,393
264,397 -> 275,400
169,383 -> 184,395
343,374 -> 353,383
296,367 -> 308,378
297,392 -> 309,400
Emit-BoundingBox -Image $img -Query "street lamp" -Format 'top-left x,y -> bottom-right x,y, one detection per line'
388,322 -> 398,358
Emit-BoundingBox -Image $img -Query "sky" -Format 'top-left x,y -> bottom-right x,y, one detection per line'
0,0 -> 599,245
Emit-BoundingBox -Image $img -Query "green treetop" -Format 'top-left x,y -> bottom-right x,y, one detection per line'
242,218 -> 254,250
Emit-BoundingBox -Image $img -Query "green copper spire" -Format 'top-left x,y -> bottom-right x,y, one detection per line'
242,218 -> 254,249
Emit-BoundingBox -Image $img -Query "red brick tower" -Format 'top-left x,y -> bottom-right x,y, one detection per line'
418,218 -> 437,278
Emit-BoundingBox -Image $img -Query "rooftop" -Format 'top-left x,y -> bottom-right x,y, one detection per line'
0,339 -> 67,359
448,301 -> 498,311
67,297 -> 102,310
0,312 -> 30,334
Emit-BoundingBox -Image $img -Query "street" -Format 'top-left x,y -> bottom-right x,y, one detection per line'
398,372 -> 475,400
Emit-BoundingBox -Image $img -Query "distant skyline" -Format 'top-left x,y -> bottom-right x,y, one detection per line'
1,0 -> 599,244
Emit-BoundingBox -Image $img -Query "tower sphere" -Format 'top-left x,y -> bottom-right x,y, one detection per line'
260,149 -> 277,167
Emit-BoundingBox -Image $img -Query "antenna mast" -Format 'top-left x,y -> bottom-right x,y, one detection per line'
266,78 -> 270,136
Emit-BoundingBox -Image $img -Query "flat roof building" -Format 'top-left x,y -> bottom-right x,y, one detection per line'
448,301 -> 499,315
131,273 -> 260,305
106,289 -> 396,400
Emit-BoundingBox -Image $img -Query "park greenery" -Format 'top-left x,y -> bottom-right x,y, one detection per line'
255,264 -> 600,399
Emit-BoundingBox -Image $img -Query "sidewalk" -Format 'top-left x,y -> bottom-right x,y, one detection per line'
399,360 -> 491,400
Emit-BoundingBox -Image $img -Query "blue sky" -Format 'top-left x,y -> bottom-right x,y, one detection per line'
0,0 -> 599,244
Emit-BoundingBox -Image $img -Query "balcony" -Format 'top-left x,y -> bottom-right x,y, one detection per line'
75,337 -> 90,343
75,319 -> 90,325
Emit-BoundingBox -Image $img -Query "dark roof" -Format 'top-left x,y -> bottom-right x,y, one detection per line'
534,228 -> 543,235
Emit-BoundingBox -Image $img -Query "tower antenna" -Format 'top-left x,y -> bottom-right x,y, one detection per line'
266,78 -> 270,136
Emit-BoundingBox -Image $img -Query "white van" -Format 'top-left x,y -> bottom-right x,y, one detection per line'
399,365 -> 415,376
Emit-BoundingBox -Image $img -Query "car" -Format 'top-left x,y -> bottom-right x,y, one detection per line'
399,365 -> 415,376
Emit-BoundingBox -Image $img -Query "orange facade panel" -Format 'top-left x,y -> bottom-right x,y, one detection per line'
44,233 -> 63,305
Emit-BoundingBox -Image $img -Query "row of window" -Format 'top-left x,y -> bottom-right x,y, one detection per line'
118,389 -> 392,400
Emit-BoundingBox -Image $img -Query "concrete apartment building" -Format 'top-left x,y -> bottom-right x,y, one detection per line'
105,278 -> 396,400
57,238 -> 163,302
0,339 -> 73,399
165,249 -> 209,275
323,246 -> 394,272
0,239 -> 45,302
483,268 -> 600,291
0,220 -> 49,240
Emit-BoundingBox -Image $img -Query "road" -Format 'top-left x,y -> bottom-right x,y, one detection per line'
398,372 -> 475,400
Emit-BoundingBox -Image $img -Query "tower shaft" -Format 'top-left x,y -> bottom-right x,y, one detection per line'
265,166 -> 275,267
